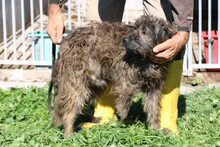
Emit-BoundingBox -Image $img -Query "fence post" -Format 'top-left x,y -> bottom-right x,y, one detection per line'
187,30 -> 193,76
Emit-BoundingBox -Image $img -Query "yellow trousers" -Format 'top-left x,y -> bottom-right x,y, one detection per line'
160,60 -> 183,134
82,60 -> 183,134
80,85 -> 117,128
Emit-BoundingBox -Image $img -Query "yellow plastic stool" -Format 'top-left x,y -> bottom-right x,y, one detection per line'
80,84 -> 117,128
160,60 -> 183,134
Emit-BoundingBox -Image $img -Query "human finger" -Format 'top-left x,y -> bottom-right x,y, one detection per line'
46,26 -> 59,44
153,39 -> 172,54
150,48 -> 175,64
56,26 -> 64,44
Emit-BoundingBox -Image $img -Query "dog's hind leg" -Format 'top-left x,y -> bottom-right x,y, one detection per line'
142,89 -> 161,129
62,96 -> 88,136
54,87 -> 89,137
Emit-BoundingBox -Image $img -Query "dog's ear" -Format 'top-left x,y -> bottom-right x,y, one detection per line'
167,23 -> 178,36
136,15 -> 177,36
134,15 -> 148,29
162,23 -> 177,39
154,19 -> 178,42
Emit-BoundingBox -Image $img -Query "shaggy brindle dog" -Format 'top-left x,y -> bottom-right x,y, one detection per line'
52,15 -> 177,136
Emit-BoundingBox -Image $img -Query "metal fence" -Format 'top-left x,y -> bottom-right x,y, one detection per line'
185,0 -> 220,75
0,0 -> 49,66
0,0 -> 219,76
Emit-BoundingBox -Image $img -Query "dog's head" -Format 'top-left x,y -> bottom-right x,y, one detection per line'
123,15 -> 177,59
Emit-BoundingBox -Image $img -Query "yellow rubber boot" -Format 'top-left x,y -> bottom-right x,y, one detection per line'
80,84 -> 117,128
160,60 -> 183,134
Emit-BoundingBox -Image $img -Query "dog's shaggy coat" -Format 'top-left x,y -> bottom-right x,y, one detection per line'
52,15 -> 177,136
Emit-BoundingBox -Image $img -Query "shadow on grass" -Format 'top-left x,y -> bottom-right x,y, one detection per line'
123,94 -> 187,126
178,95 -> 186,118
73,94 -> 187,130
125,100 -> 146,123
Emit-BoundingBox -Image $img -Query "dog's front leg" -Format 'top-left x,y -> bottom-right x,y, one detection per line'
115,94 -> 134,120
114,81 -> 136,120
142,89 -> 162,129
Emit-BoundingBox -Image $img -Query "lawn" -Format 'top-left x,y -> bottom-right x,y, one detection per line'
0,85 -> 219,146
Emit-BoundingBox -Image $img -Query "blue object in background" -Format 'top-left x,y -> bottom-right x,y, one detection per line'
28,31 -> 68,62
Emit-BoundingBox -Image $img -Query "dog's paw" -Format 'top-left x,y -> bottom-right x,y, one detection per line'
64,128 -> 73,137
116,109 -> 128,120
147,118 -> 160,129
149,123 -> 160,129
162,128 -> 171,134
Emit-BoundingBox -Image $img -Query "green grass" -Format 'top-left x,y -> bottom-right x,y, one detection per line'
0,86 -> 220,146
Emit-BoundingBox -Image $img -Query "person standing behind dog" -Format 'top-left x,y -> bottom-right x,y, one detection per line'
46,0 -> 194,134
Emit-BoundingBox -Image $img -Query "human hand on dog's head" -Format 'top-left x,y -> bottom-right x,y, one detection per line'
46,4 -> 64,44
151,31 -> 189,64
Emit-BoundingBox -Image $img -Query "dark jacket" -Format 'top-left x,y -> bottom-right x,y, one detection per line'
170,0 -> 194,31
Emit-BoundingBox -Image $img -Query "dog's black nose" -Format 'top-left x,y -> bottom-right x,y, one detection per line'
123,38 -> 129,45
